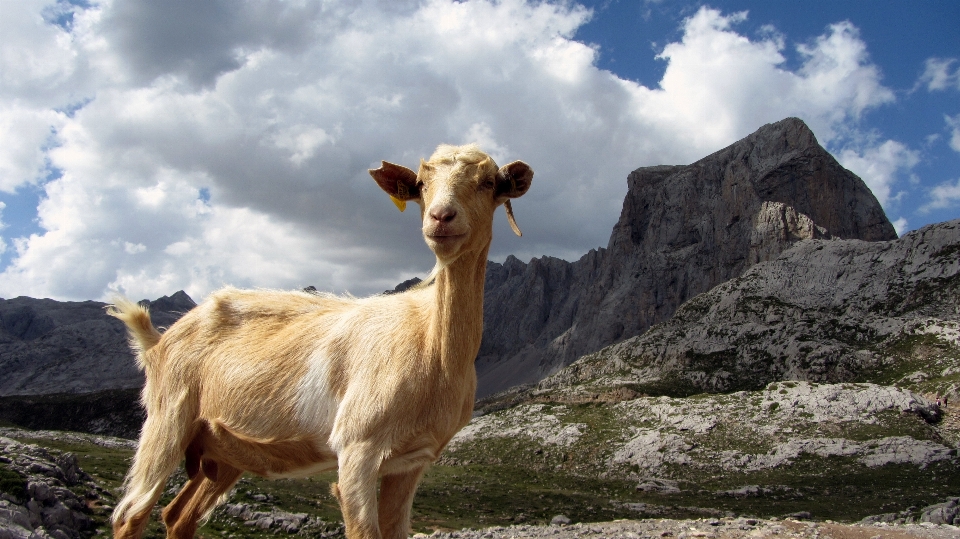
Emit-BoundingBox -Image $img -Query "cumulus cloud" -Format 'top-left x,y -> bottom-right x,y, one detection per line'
637,11 -> 893,147
920,178 -> 960,213
836,140 -> 919,208
0,105 -> 66,192
890,217 -> 908,237
947,114 -> 960,153
0,2 -> 899,301
918,57 -> 960,92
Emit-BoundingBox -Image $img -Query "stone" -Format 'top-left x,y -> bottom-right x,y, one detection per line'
920,499 -> 959,525
635,479 -> 681,494
0,438 -> 92,539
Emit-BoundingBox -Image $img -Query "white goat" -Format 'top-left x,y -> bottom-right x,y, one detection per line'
107,144 -> 533,539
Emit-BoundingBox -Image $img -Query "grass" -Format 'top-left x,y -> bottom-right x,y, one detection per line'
865,333 -> 960,397
0,462 -> 26,501
653,456 -> 960,521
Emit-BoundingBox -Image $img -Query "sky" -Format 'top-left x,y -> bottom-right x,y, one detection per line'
0,0 -> 958,302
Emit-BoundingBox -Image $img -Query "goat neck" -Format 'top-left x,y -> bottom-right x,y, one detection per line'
425,238 -> 490,371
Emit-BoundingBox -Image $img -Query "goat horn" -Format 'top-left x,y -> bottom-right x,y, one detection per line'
504,200 -> 522,237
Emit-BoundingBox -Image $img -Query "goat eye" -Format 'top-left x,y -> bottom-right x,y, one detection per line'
480,180 -> 494,191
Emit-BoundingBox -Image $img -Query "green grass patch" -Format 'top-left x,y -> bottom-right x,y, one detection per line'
0,462 -> 26,501
655,455 -> 960,522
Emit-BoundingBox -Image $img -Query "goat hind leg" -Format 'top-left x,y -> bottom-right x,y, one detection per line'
112,418 -> 184,539
378,466 -> 426,539
111,504 -> 154,539
159,475 -> 204,536
163,462 -> 242,539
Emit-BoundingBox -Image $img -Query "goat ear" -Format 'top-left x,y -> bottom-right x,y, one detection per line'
495,161 -> 533,200
370,161 -> 420,212
495,161 -> 533,237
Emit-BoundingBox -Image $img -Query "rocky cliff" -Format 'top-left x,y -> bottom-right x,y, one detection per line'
538,219 -> 960,399
476,118 -> 895,397
0,292 -> 195,396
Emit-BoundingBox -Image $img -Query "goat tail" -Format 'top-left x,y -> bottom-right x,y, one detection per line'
107,296 -> 163,367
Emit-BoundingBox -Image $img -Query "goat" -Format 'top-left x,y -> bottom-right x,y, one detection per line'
107,144 -> 533,539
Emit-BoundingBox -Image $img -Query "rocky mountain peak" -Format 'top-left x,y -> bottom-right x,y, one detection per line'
142,290 -> 196,313
476,118 -> 896,397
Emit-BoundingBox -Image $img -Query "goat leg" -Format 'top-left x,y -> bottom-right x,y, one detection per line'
378,466 -> 426,539
336,444 -> 383,539
162,462 -> 242,539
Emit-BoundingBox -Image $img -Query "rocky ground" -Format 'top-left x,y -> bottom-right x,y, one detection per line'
417,517 -> 960,539
453,382 -> 953,476
2,426 -> 959,539
0,436 -> 105,539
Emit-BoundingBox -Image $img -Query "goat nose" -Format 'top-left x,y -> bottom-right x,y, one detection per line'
430,206 -> 457,223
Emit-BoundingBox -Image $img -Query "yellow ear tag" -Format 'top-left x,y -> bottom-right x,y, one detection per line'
391,181 -> 410,212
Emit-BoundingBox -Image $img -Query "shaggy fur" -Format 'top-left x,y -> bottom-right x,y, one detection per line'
108,144 -> 533,539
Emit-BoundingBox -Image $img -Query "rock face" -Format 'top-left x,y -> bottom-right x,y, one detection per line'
0,436 -> 101,539
476,118 -> 895,397
543,219 -> 960,396
0,292 -> 195,396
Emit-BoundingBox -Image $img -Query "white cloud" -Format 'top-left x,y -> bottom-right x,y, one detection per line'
123,242 -> 146,254
0,201 -> 7,257
891,217 -> 907,237
918,58 -> 960,92
837,140 -> 919,208
947,114 -> 960,153
271,125 -> 338,167
920,178 -> 960,213
0,2 -> 899,301
0,0 -> 82,104
0,105 -> 66,192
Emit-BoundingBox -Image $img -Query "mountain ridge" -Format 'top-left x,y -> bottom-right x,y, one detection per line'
0,292 -> 195,396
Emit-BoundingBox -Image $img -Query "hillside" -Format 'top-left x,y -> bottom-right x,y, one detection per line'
0,292 -> 194,437
534,219 -> 960,401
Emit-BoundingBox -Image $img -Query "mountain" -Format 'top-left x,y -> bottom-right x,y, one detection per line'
0,291 -> 195,396
476,117 -> 895,397
538,218 -> 960,399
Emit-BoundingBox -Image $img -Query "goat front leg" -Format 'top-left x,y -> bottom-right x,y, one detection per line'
335,443 -> 382,539
378,466 -> 426,539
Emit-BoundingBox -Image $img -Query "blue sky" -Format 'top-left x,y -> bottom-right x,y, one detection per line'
0,0 -> 958,301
